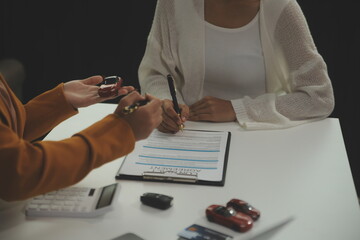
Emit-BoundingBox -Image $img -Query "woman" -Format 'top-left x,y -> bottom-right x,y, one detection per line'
138,0 -> 334,133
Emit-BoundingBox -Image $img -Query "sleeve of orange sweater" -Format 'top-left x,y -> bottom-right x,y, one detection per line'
0,114 -> 135,201
23,83 -> 79,141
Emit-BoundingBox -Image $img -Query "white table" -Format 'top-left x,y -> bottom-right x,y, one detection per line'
1,103 -> 359,240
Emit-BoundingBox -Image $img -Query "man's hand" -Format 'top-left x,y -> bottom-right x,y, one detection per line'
157,99 -> 189,134
189,96 -> 236,122
63,75 -> 134,109
115,92 -> 163,141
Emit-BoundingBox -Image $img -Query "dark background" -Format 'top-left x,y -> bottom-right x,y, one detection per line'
1,0 -> 359,197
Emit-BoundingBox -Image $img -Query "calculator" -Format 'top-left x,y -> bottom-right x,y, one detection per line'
25,183 -> 120,218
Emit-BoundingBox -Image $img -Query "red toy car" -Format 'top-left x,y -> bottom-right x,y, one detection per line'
226,199 -> 260,221
98,76 -> 123,97
206,205 -> 253,232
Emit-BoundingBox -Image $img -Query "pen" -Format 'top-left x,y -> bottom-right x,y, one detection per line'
167,74 -> 184,131
122,99 -> 149,115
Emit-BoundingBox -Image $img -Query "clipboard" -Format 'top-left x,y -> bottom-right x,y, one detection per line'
115,129 -> 231,186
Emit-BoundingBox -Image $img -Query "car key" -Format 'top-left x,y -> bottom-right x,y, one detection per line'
140,192 -> 173,210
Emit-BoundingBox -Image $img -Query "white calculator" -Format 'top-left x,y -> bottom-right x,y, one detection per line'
25,183 -> 120,218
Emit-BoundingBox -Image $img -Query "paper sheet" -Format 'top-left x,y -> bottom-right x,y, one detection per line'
118,129 -> 230,182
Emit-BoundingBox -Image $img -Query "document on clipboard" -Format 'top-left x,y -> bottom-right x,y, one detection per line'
115,129 -> 231,186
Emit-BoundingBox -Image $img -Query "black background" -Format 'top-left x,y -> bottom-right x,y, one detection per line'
1,0 -> 359,197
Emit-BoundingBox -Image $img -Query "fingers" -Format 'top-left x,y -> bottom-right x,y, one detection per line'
189,99 -> 208,121
82,75 -> 103,86
121,95 -> 163,141
189,112 -> 213,121
189,106 -> 210,121
189,98 -> 210,113
157,100 -> 188,133
121,91 -> 145,105
162,99 -> 181,123
115,92 -> 163,117
83,75 -> 135,99
189,97 -> 236,122
117,86 -> 135,96
157,122 -> 177,133
144,93 -> 158,101
143,94 -> 162,111
161,111 -> 180,133
137,100 -> 163,131
189,97 -> 218,121
179,104 -> 189,122
114,91 -> 145,115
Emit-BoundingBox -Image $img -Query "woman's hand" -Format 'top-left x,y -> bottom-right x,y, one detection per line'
157,99 -> 189,134
63,75 -> 134,109
189,96 -> 236,122
115,92 -> 163,141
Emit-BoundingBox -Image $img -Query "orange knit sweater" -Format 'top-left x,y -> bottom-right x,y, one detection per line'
0,75 -> 135,201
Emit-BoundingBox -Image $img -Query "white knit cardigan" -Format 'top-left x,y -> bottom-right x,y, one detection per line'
138,0 -> 335,130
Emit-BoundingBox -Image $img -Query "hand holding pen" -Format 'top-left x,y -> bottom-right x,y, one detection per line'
157,74 -> 188,134
114,91 -> 163,141
122,99 -> 150,115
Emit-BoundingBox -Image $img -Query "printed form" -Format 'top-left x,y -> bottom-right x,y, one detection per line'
117,129 -> 230,183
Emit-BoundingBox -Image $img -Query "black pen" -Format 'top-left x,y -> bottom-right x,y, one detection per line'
122,99 -> 149,115
167,74 -> 184,131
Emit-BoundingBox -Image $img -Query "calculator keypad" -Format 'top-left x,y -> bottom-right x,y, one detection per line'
25,187 -> 95,215
25,183 -> 119,218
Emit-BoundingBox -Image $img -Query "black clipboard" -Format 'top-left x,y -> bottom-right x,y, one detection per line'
115,130 -> 231,187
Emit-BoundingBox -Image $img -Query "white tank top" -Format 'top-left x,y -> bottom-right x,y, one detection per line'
203,13 -> 266,100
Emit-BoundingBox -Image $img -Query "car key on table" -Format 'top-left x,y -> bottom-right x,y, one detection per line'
140,192 -> 173,210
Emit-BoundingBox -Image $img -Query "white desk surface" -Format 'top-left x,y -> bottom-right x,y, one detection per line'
1,103 -> 359,240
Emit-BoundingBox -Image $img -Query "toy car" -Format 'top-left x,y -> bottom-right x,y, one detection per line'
206,204 -> 253,232
98,76 -> 123,97
226,199 -> 260,221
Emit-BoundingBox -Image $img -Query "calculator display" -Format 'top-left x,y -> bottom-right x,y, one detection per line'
96,184 -> 117,209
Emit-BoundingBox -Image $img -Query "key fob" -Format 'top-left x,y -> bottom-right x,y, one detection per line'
140,192 -> 173,210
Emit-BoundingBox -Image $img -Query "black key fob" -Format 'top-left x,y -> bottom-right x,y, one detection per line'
140,192 -> 173,210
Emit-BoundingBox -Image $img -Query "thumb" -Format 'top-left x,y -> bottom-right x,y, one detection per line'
82,75 -> 103,86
